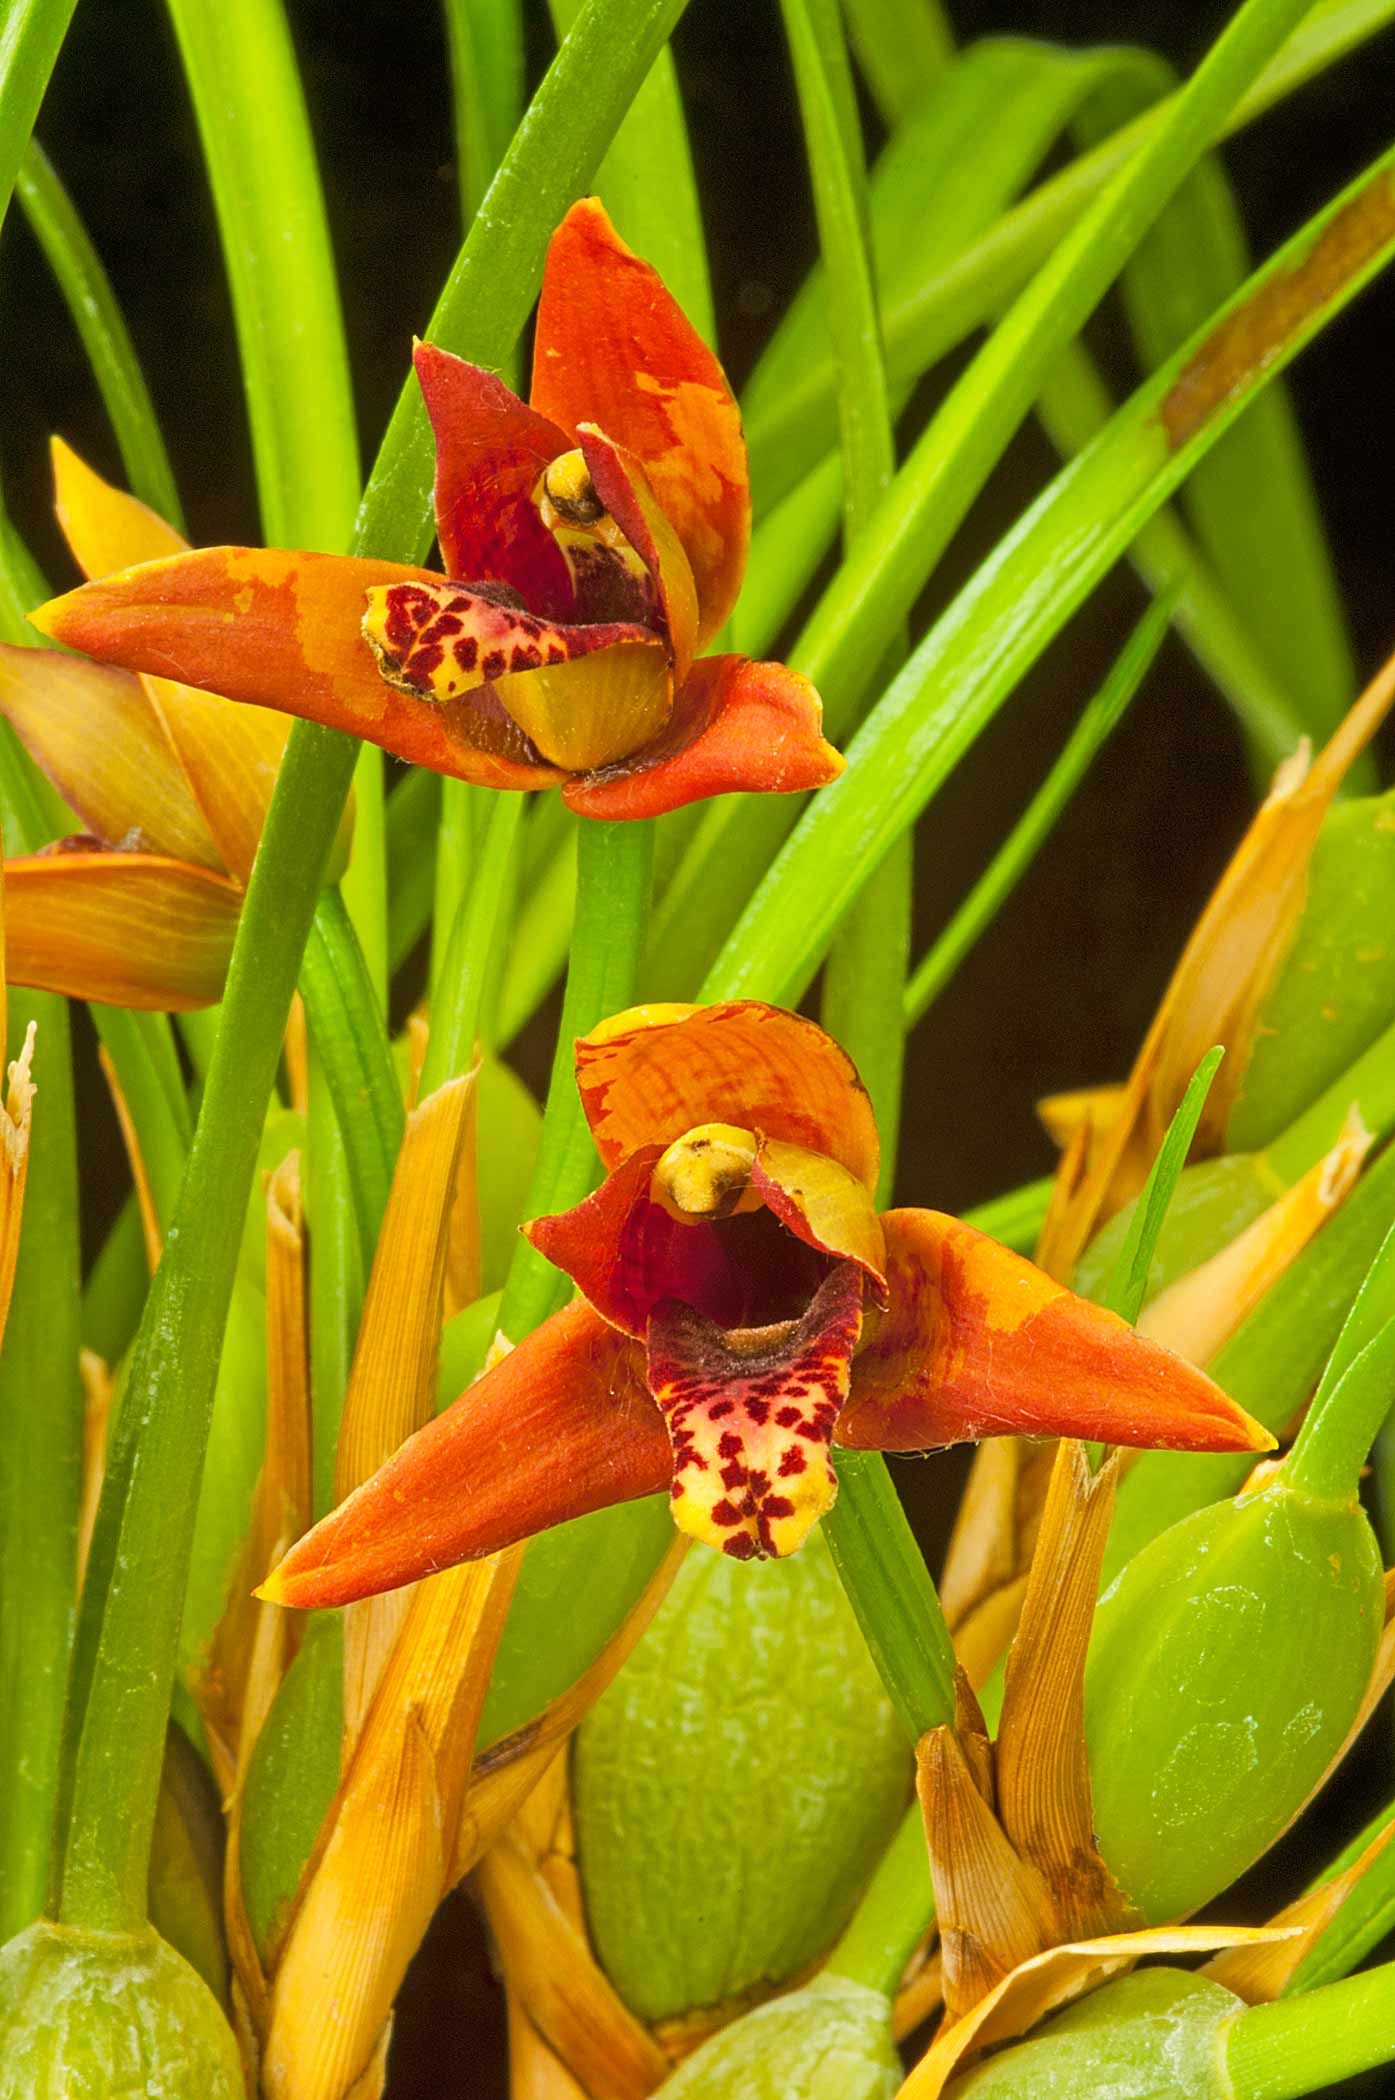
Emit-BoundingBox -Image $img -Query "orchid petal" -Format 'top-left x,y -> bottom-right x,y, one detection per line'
414,343 -> 574,616
141,674 -> 293,886
836,1209 -> 1274,1454
51,435 -> 187,578
573,999 -> 881,1189
30,548 -> 565,790
5,848 -> 240,1009
0,643 -> 221,868
647,1260 -> 863,1561
531,199 -> 750,645
563,653 -> 842,820
579,423 -> 699,682
751,1134 -> 888,1301
259,1301 -> 669,1609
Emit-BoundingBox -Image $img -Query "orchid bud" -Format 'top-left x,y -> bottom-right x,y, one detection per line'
943,1969 -> 1239,2098
652,1977 -> 898,2100
573,1532 -> 910,2021
0,1921 -> 242,2098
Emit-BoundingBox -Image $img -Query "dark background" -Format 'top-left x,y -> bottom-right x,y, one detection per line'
5,1 -> 1395,2092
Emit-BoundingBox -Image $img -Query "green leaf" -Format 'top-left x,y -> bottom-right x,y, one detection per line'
1104,1047 -> 1225,1325
704,144 -> 1395,1009
15,144 -> 184,529
0,0 -> 78,238
840,0 -> 953,127
904,587 -> 1167,1030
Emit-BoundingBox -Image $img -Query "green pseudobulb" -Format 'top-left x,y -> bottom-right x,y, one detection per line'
943,1969 -> 1240,2098
1085,1467 -> 1382,1922
574,1532 -> 910,2021
0,1922 -> 242,2099
652,1976 -> 899,2099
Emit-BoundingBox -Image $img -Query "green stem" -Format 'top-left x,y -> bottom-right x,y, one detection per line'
15,142 -> 184,527
497,819 -> 655,1344
340,745 -> 388,1011
444,0 -> 525,232
305,1043 -> 362,1525
822,1450 -> 959,1742
422,793 -> 525,1095
824,1801 -> 934,1996
1226,1963 -> 1395,2099
431,780 -> 480,1006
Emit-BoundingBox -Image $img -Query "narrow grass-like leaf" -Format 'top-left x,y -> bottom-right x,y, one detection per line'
1103,1048 -> 1225,1326
744,0 -> 1395,502
706,146 -> 1395,1008
1226,1963 -> 1395,2100
162,0 -> 359,551
298,890 -> 405,1270
56,0 -> 698,1936
15,143 -> 184,527
1291,1799 -> 1395,1991
1033,341 -> 1316,763
423,794 -> 524,1095
0,0 -> 78,237
1075,75 -> 1358,756
839,0 -> 954,125
444,0 -> 525,229
904,591 -> 1167,1030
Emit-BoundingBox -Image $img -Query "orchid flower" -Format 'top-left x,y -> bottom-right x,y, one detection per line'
262,1002 -> 1270,1608
30,203 -> 840,821
0,443 -> 342,1008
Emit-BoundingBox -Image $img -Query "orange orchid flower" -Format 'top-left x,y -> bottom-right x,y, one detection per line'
30,203 -> 841,820
0,444 -> 341,1009
262,1003 -> 1270,1610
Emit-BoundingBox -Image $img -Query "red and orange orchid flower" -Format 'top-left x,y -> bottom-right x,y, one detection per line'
262,1002 -> 1271,1610
0,443 -> 343,1009
30,202 -> 840,821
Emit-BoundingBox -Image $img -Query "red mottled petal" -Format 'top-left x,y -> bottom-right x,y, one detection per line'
30,548 -> 567,792
579,424 -> 698,683
414,343 -> 575,617
563,653 -> 842,820
531,199 -> 750,645
648,1261 -> 864,1560
260,1300 -> 669,1609
5,849 -> 240,1009
836,1210 -> 1275,1455
575,999 -> 881,1190
525,1146 -> 741,1338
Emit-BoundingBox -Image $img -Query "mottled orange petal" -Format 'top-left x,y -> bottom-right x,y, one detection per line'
51,436 -> 187,576
563,653 -> 842,820
574,999 -> 881,1189
579,424 -> 698,683
648,1260 -> 862,1560
259,1300 -> 670,1609
30,548 -> 565,792
531,199 -> 750,645
0,643 -> 221,867
836,1209 -> 1274,1454
4,848 -> 240,1009
414,343 -> 574,615
751,1133 -> 888,1302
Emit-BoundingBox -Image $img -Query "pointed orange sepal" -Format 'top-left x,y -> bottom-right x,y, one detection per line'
573,999 -> 880,1189
29,547 -> 566,792
260,1300 -> 670,1609
532,199 -> 750,646
836,1210 -> 1274,1456
564,653 -> 841,820
4,849 -> 240,1008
